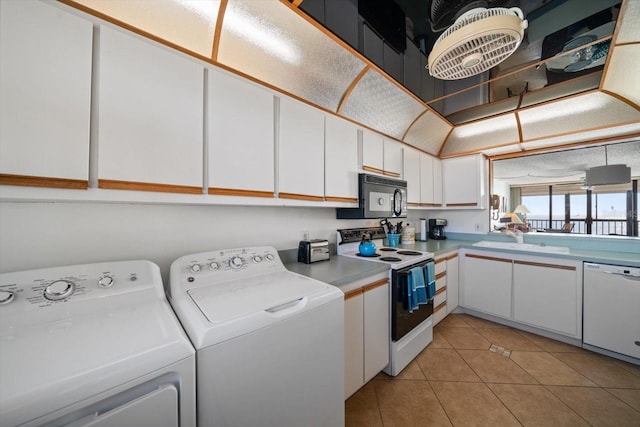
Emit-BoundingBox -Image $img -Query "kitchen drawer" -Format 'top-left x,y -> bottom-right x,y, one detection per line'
435,275 -> 446,291
434,288 -> 447,307
435,260 -> 446,275
433,302 -> 447,325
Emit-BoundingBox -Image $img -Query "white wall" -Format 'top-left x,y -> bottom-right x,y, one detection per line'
407,208 -> 490,235
0,201 -> 376,280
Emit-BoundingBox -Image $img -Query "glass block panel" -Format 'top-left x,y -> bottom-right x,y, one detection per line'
519,92 -> 640,141
217,0 -> 366,112
521,122 -> 640,151
441,114 -> 519,156
403,111 -> 452,155
615,0 -> 640,44
74,0 -> 219,57
340,69 -> 426,139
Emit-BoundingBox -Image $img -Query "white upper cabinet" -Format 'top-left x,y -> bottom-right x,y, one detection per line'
208,68 -> 274,197
442,154 -> 485,208
98,26 -> 204,192
403,147 -> 421,206
361,130 -> 384,174
325,115 -> 358,202
278,97 -> 325,200
0,0 -> 92,187
361,131 -> 403,178
419,153 -> 443,207
383,139 -> 403,178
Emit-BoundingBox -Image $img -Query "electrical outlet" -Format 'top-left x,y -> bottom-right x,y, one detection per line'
475,223 -> 482,232
302,231 -> 309,241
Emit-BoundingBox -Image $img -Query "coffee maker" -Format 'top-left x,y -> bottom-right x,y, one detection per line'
429,218 -> 447,240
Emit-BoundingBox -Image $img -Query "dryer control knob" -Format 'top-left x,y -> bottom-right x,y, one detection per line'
265,254 -> 275,261
0,290 -> 15,305
253,255 -> 262,263
229,256 -> 243,269
44,280 -> 75,301
190,264 -> 201,273
208,262 -> 219,271
98,275 -> 115,288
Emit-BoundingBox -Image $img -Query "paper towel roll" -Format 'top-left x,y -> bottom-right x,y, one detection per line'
419,218 -> 427,241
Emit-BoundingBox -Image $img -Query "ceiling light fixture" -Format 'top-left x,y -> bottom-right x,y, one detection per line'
584,145 -> 631,186
427,7 -> 528,80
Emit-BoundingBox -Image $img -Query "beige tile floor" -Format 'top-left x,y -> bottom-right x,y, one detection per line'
346,313 -> 640,427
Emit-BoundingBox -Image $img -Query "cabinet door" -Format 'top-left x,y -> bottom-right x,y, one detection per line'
98,27 -> 203,192
278,97 -> 325,200
403,147 -> 421,206
344,290 -> 364,399
446,254 -> 459,313
325,115 -> 358,202
361,130 -> 384,174
383,139 -> 403,178
208,69 -> 274,197
433,157 -> 443,205
0,0 -> 92,187
462,253 -> 512,318
442,154 -> 484,208
513,260 -> 580,337
363,280 -> 389,382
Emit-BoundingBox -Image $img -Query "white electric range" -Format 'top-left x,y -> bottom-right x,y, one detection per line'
337,227 -> 435,376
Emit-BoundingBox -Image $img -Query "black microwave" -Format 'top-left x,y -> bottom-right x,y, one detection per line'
337,173 -> 407,219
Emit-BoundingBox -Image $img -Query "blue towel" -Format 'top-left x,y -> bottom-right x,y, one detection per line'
407,266 -> 428,313
424,261 -> 436,300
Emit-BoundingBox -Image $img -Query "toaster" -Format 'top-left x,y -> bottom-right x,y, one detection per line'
298,239 -> 330,264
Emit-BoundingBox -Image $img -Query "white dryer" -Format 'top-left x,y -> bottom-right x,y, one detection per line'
168,246 -> 344,427
0,260 -> 196,427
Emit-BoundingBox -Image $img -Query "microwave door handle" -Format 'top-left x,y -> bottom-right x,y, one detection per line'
393,189 -> 402,217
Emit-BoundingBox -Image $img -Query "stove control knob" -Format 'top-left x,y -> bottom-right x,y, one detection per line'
189,264 -> 201,273
44,280 -> 75,301
208,262 -> 219,271
252,255 -> 262,263
229,256 -> 243,269
265,253 -> 275,261
98,275 -> 115,288
378,197 -> 385,206
0,290 -> 15,305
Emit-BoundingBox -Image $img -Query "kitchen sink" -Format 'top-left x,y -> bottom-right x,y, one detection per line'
472,240 -> 570,254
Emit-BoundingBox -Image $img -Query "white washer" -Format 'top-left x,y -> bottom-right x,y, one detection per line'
0,260 -> 196,427
168,246 -> 344,427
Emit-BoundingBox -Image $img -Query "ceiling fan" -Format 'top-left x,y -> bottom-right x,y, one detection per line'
427,0 -> 528,80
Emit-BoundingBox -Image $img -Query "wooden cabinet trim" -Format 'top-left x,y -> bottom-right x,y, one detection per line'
325,196 -> 358,203
278,192 -> 324,202
434,301 -> 447,312
435,286 -> 446,296
436,271 -> 446,280
0,174 -> 87,190
99,179 -> 201,194
344,288 -> 364,300
421,203 -> 443,207
209,187 -> 274,198
382,170 -> 401,178
446,202 -> 478,207
465,253 -> 512,263
445,253 -> 459,261
514,260 -> 576,271
362,165 -> 385,175
363,279 -> 389,292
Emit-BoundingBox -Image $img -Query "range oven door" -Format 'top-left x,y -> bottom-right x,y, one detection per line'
390,259 -> 434,342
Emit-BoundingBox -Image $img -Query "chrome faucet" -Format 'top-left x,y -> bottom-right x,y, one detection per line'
503,229 -> 524,244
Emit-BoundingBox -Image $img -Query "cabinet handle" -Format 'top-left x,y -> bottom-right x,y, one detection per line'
344,288 -> 364,300
514,260 -> 576,271
465,253 -> 511,263
434,301 -> 447,312
435,286 -> 446,296
363,279 -> 388,292
436,271 -> 446,280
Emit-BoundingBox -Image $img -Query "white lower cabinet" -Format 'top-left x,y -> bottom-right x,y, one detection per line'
343,274 -> 389,399
432,251 -> 459,325
513,259 -> 581,338
462,252 -> 512,319
461,249 -> 582,339
446,254 -> 459,313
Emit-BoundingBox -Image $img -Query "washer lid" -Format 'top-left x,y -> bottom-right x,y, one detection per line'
187,271 -> 332,323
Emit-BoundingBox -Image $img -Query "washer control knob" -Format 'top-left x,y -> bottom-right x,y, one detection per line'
44,280 -> 75,301
98,275 -> 115,288
229,256 -> 243,269
253,255 -> 262,263
0,290 -> 15,305
189,264 -> 201,273
265,253 -> 275,261
208,262 -> 219,271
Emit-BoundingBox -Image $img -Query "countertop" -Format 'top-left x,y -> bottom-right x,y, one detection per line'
284,238 -> 640,287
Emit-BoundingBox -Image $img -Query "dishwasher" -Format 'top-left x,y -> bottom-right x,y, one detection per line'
583,262 -> 640,363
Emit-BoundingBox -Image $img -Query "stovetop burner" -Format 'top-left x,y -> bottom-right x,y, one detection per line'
380,257 -> 402,262
396,250 -> 423,256
356,253 -> 381,258
379,248 -> 397,252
